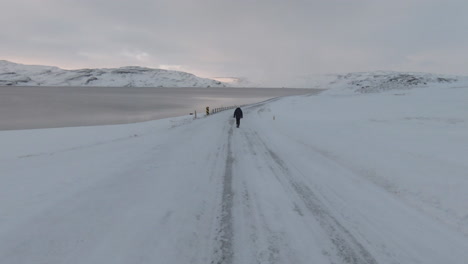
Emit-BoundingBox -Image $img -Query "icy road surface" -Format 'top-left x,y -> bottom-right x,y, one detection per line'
1,89 -> 467,263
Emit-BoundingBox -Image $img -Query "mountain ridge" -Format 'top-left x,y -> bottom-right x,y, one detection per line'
0,60 -> 226,88
2,60 -> 467,91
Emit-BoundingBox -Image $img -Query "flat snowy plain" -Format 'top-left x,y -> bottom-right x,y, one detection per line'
0,83 -> 467,263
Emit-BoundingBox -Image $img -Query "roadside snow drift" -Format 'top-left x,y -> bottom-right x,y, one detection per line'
0,81 -> 467,263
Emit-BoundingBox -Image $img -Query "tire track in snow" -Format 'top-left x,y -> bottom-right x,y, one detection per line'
239,129 -> 304,264
237,147 -> 288,263
248,131 -> 378,264
211,119 -> 235,264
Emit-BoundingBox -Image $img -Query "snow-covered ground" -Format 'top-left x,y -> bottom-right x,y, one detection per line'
0,81 -> 467,263
0,60 -> 225,87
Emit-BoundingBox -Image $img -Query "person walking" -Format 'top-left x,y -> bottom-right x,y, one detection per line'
233,107 -> 243,128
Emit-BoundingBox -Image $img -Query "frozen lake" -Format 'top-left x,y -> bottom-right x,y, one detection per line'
0,86 -> 321,130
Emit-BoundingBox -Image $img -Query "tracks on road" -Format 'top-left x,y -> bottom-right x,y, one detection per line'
5,98 -> 466,264
248,130 -> 377,264
210,107 -> 378,263
212,120 -> 235,264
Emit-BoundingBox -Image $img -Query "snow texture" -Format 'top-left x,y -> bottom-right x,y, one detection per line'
0,75 -> 467,263
0,60 -> 225,88
322,71 -> 466,94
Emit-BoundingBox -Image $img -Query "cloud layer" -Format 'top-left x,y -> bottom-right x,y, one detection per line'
1,0 -> 467,86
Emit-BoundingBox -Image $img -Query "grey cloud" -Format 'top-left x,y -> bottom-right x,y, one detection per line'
1,0 -> 468,86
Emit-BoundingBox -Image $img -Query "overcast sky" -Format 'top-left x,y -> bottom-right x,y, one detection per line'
1,0 -> 467,86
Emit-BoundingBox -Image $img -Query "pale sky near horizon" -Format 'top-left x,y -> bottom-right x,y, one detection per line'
1,0 -> 467,86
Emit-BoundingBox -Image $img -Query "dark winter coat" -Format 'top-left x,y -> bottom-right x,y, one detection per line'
233,107 -> 243,119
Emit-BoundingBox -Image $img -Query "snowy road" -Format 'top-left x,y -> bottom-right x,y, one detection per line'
1,92 -> 468,263
207,102 -> 467,264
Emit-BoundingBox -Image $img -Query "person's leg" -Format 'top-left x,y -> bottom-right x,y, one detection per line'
236,118 -> 240,127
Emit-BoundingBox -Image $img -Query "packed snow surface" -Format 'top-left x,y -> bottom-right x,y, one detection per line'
0,81 -> 467,263
0,60 -> 225,87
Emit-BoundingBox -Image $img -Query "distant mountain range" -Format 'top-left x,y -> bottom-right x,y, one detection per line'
315,71 -> 467,94
0,60 -> 226,87
1,60 -> 466,91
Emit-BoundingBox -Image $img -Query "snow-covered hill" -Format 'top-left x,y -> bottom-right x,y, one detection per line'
216,71 -> 468,91
5,60 -> 468,90
314,71 -> 468,94
0,60 -> 226,87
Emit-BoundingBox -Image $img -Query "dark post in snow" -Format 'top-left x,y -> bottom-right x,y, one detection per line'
206,106 -> 210,115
